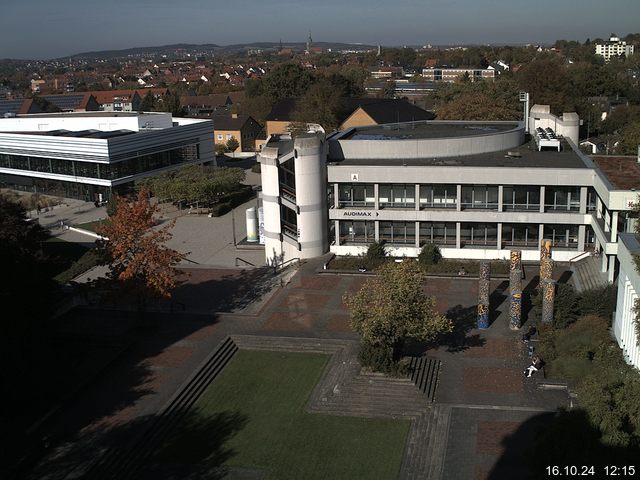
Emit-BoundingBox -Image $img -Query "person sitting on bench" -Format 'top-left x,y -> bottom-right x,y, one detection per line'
525,355 -> 543,377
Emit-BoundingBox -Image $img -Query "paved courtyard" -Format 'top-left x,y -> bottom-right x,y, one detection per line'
20,258 -> 571,480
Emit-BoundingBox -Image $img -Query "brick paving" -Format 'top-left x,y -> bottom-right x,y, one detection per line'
23,259 -> 573,480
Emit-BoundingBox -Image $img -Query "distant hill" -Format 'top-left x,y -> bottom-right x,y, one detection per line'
62,42 -> 378,60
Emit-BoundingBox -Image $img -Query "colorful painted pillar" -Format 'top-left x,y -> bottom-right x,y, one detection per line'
539,240 -> 555,324
477,261 -> 491,329
541,278 -> 556,324
509,250 -> 523,330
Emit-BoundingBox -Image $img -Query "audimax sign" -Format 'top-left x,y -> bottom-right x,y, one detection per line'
341,211 -> 379,217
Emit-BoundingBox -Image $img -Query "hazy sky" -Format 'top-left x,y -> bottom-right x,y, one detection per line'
1,0 -> 639,59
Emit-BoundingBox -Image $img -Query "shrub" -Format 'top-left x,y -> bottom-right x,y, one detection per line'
366,241 -> 387,261
529,283 -> 580,328
418,243 -> 442,266
579,284 -> 617,320
358,340 -> 408,376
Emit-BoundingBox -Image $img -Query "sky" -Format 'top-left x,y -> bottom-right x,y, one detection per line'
1,0 -> 639,59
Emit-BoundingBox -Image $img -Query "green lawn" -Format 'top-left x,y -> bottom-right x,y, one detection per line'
75,219 -> 110,233
158,350 -> 410,480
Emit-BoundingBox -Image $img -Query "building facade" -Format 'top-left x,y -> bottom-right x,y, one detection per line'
614,233 -> 640,370
421,67 -> 495,83
0,112 -> 214,202
595,34 -> 635,62
258,107 -> 637,285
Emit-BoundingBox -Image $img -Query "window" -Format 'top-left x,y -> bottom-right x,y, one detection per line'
502,186 -> 540,211
460,223 -> 498,246
419,222 -> 456,245
226,134 -> 233,140
502,224 -> 539,247
544,224 -> 579,249
217,134 -> 223,140
461,185 -> 498,210
544,187 -> 581,212
379,184 -> 415,208
419,184 -> 457,209
338,183 -> 374,208
379,221 -> 415,244
280,205 -> 297,240
339,221 -> 375,244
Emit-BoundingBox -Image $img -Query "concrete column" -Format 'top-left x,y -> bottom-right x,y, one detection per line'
456,222 -> 461,249
611,211 -> 619,241
415,221 -> 420,248
374,183 -> 379,210
498,185 -> 504,213
375,221 -> 379,242
601,252 -> 608,273
579,186 -> 588,214
608,255 -> 616,283
578,225 -> 586,252
333,184 -> 339,209
456,184 -> 462,212
415,184 -> 420,211
596,197 -> 602,219
539,186 -> 545,213
497,223 -> 502,250
604,209 -> 610,233
538,224 -> 545,250
334,220 -> 340,246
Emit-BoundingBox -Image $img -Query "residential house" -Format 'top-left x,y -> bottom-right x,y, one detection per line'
214,114 -> 263,152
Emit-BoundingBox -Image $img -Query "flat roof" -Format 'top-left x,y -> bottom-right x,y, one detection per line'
344,121 -> 519,141
592,156 -> 640,190
330,138 -> 589,169
4,129 -> 137,139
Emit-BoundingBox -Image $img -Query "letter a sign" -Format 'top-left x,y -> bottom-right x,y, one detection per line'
351,173 -> 359,181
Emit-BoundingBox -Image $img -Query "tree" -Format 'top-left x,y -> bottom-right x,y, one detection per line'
96,188 -> 186,302
262,63 -> 313,102
159,90 -> 185,116
226,136 -> 240,153
292,77 -> 346,131
381,80 -> 396,99
418,243 -> 442,266
139,91 -> 158,112
343,262 -> 452,372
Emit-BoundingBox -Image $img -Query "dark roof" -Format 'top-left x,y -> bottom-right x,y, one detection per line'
41,93 -> 97,111
180,94 -> 232,107
592,156 -> 640,190
353,100 -> 435,124
214,114 -> 253,131
0,99 -> 29,116
331,139 -> 588,170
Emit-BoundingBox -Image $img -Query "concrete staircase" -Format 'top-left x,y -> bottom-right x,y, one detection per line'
571,254 -> 610,292
399,404 -> 452,480
408,357 -> 441,403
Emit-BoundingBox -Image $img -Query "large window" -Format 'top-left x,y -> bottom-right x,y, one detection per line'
586,187 -> 598,213
280,205 -> 297,240
419,184 -> 457,209
379,221 -> 416,244
278,158 -> 296,202
379,184 -> 415,209
544,224 -> 579,249
419,222 -> 456,245
461,185 -> 498,210
460,223 -> 498,246
339,221 -> 375,244
502,186 -> 540,211
544,187 -> 581,212
502,223 -> 539,247
338,183 -> 374,208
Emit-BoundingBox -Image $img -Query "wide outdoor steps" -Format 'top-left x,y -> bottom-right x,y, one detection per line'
571,254 -> 610,292
84,337 -> 239,480
408,357 -> 441,403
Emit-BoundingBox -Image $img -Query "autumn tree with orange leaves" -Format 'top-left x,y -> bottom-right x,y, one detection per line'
97,188 -> 186,302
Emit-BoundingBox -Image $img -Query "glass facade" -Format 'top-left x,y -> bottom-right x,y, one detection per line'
460,223 -> 498,246
544,224 -> 579,248
280,205 -> 297,240
0,173 -> 113,201
0,144 -> 199,181
502,186 -> 540,211
378,184 -> 415,209
379,221 -> 415,244
339,221 -> 375,244
338,183 -> 374,208
545,187 -> 580,212
419,184 -> 457,209
278,158 -> 296,202
419,222 -> 456,245
461,185 -> 499,210
502,223 -> 539,247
